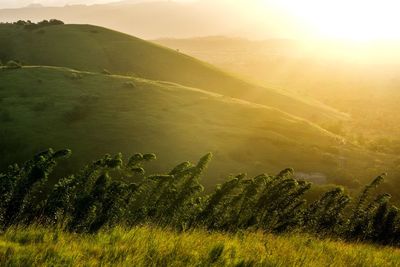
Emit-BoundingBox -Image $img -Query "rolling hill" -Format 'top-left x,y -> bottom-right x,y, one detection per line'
0,23 -> 394,192
0,66 -> 383,187
0,23 -> 346,123
154,36 -> 400,144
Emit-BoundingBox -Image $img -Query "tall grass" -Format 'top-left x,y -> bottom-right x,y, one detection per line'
0,225 -> 399,266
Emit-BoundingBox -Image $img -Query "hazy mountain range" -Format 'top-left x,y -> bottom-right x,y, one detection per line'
0,0 -> 304,39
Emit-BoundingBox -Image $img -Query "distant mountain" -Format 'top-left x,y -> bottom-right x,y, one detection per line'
110,0 -> 161,4
0,0 -> 299,39
25,4 -> 44,8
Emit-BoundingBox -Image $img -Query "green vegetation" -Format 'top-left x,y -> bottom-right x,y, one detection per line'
1,21 -> 400,265
0,66 -> 385,190
12,19 -> 64,30
0,23 -> 345,123
155,37 -> 400,155
1,149 -> 400,247
4,60 -> 21,69
1,226 -> 400,266
3,23 -> 392,192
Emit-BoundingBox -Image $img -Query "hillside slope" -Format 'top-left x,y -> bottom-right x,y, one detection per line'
0,23 -> 346,123
0,66 -> 380,186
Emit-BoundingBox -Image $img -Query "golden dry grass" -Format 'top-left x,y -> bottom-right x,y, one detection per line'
1,225 -> 400,266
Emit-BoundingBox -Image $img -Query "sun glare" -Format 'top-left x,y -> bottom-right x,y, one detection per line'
264,0 -> 400,41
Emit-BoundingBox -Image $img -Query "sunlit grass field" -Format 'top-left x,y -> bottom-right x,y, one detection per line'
1,226 -> 399,266
0,23 -> 345,123
0,22 -> 392,191
0,66 -> 380,189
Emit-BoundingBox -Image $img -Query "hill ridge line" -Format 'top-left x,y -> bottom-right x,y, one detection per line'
5,65 -> 344,140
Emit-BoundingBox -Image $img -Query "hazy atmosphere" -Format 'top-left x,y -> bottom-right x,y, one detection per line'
1,1 -> 400,265
2,0 -> 400,40
0,0 -> 121,8
0,0 -> 193,8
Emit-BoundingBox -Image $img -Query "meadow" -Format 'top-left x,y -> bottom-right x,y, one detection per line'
1,226 -> 400,266
2,22 -> 395,191
1,20 -> 400,266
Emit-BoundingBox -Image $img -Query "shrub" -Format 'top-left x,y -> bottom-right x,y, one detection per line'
68,72 -> 83,80
63,105 -> 90,123
102,69 -> 111,75
48,19 -> 64,26
14,20 -> 29,26
5,61 -> 22,69
24,19 -> 64,30
123,81 -> 136,89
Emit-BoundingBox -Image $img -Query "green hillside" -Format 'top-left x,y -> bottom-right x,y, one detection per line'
0,66 -> 382,186
0,23 -> 346,123
1,22 -> 400,266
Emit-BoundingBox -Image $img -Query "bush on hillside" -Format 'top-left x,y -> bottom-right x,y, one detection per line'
39,19 -> 64,26
14,20 -> 31,26
123,81 -> 136,89
63,105 -> 90,123
4,61 -> 22,69
67,72 -> 83,80
102,69 -> 111,75
22,19 -> 64,30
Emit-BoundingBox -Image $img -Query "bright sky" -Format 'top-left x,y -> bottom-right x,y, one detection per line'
0,0 -> 193,8
267,0 -> 400,40
0,0 -> 120,8
2,0 -> 400,40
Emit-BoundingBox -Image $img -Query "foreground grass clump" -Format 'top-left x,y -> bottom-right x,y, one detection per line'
0,226 -> 399,266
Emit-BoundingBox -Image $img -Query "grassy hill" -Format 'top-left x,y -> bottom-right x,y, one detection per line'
1,225 -> 400,266
0,23 -> 346,123
0,66 -> 383,187
154,36 -> 400,142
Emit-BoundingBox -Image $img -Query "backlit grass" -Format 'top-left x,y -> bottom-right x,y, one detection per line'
1,226 -> 399,266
